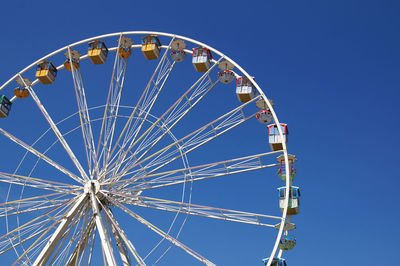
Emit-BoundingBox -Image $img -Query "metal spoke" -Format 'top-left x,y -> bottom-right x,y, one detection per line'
0,203 -> 69,256
0,217 -> 58,256
67,47 -> 99,178
13,225 -> 55,265
109,151 -> 280,192
115,95 -> 261,184
104,193 -> 216,266
112,194 -> 280,227
0,127 -> 83,184
105,58 -> 222,181
100,202 -> 146,265
119,78 -> 220,178
104,40 -> 176,182
64,217 -> 95,266
7,199 -> 74,264
0,191 -> 72,210
47,203 -> 88,266
20,76 -> 89,181
96,35 -> 130,175
0,197 -> 69,218
0,171 -> 80,194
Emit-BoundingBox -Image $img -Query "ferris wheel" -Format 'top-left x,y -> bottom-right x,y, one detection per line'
0,31 -> 300,266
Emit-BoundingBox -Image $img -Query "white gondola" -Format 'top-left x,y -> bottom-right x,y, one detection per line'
192,47 -> 212,72
267,123 -> 288,151
236,76 -> 256,102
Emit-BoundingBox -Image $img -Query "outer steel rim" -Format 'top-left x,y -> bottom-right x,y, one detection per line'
0,31 -> 293,265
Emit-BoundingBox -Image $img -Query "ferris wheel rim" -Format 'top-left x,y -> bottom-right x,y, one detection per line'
0,31 -> 294,265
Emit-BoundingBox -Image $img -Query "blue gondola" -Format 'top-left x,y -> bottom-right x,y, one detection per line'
278,186 -> 300,215
279,235 -> 296,251
262,257 -> 287,266
0,95 -> 12,118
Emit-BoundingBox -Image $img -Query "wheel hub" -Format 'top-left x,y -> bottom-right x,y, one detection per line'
84,180 -> 101,194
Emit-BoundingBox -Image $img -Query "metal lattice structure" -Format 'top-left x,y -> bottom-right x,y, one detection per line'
0,31 -> 297,265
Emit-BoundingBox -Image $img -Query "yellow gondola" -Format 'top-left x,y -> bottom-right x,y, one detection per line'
35,60 -> 57,84
141,35 -> 161,60
88,40 -> 108,64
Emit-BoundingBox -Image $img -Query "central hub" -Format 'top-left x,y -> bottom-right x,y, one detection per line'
84,180 -> 101,194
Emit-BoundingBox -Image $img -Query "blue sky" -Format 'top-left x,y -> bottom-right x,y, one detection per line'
0,0 -> 399,265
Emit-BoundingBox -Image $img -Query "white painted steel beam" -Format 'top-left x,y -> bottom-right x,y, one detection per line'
102,205 -> 145,266
33,194 -> 87,266
89,190 -> 116,266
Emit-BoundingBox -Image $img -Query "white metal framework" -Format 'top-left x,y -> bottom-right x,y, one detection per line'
0,31 -> 295,265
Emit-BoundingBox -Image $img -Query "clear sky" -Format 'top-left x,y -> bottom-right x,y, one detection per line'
0,0 -> 399,265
